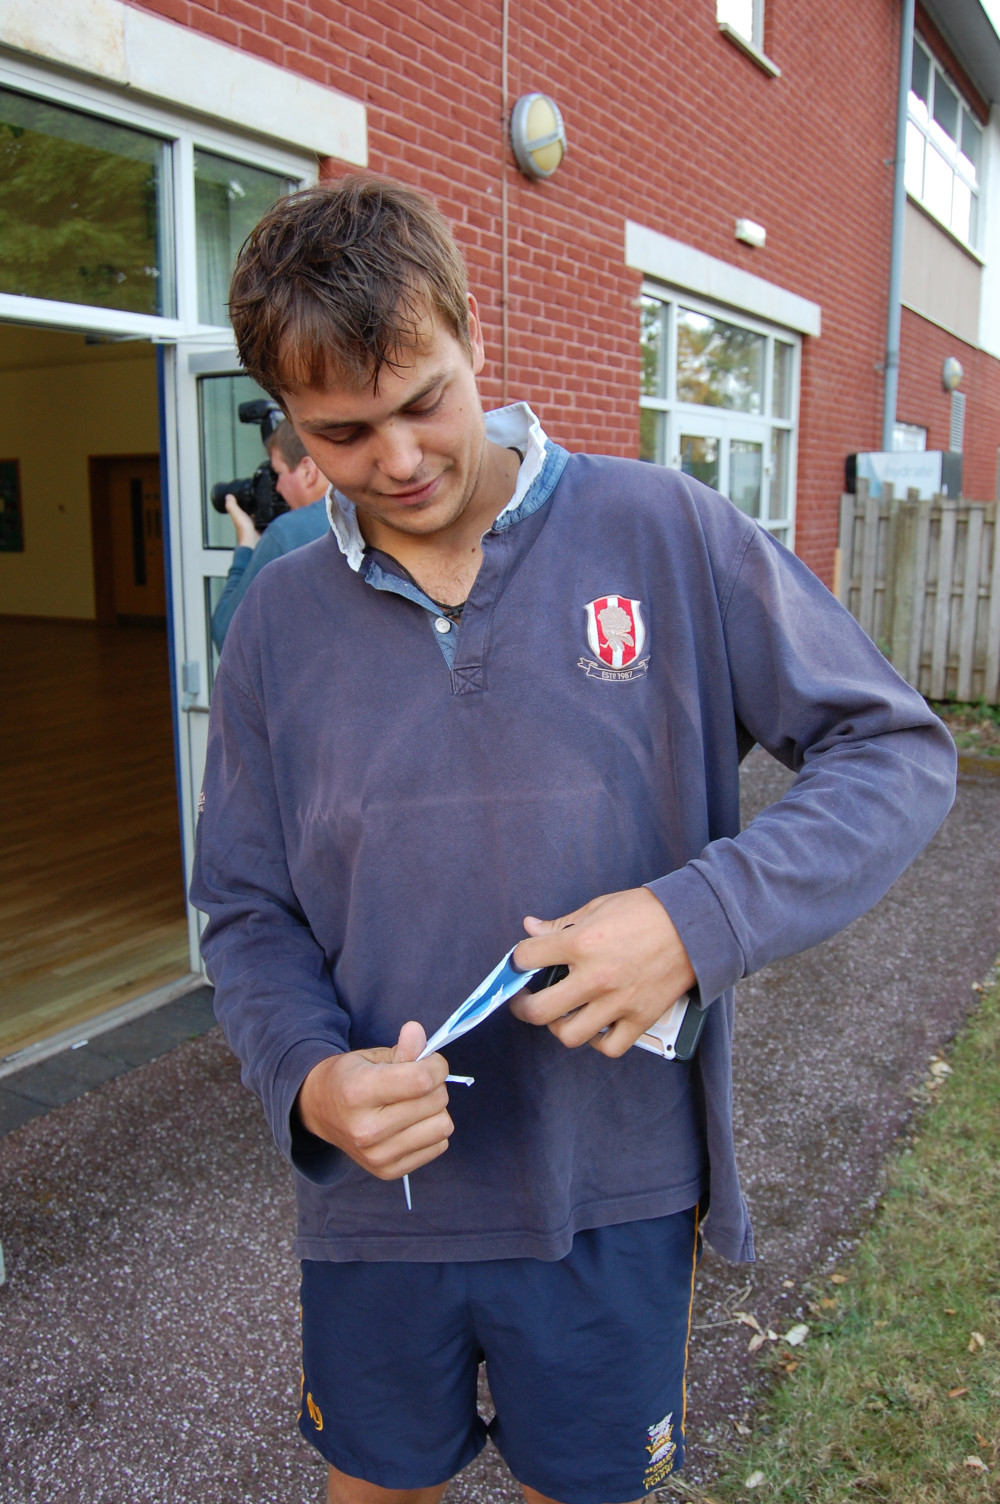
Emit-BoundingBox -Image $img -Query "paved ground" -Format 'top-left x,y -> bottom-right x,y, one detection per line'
2,750 -> 998,1504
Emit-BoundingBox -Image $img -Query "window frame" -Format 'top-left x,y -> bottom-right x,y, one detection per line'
716,0 -> 780,78
639,283 -> 800,549
905,36 -> 983,251
0,51 -> 315,341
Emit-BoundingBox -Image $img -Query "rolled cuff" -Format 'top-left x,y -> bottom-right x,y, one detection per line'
645,864 -> 745,1006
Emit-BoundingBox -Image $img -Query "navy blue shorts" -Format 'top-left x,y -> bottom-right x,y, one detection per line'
298,1206 -> 701,1504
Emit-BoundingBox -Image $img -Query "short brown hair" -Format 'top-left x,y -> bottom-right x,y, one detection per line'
229,174 -> 472,396
266,419 -> 308,470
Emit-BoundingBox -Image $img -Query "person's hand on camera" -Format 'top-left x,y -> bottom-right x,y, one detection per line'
225,492 -> 262,549
510,887 -> 696,1057
295,1021 -> 453,1180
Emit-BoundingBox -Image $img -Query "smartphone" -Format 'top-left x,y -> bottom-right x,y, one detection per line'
526,964 -> 706,1061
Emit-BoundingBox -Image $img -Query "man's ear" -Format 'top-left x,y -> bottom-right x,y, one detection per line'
466,293 -> 486,376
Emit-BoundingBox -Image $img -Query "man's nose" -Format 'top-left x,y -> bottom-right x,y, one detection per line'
375,421 -> 422,480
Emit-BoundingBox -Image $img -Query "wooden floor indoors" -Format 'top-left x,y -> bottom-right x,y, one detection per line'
0,618 -> 190,1058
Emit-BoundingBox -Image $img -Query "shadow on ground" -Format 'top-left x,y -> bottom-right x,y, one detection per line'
2,751 -> 998,1503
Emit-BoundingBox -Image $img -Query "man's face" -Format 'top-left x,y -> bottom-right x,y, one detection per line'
279,298 -> 489,552
271,450 -> 321,510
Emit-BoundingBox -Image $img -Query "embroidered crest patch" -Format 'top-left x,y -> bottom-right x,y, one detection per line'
579,595 -> 649,681
643,1410 -> 677,1489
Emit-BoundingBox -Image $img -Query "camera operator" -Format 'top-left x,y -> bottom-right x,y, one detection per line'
210,419 -> 329,650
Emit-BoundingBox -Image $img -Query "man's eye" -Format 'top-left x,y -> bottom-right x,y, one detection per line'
409,394 -> 443,418
328,429 -> 362,446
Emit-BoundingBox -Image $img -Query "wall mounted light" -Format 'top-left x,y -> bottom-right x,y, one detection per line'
942,356 -> 964,391
510,93 -> 567,180
735,217 -> 766,248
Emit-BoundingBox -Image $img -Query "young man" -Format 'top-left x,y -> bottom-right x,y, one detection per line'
210,418 -> 330,649
190,175 -> 956,1504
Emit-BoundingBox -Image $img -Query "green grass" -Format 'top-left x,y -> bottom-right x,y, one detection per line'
929,700 -> 1000,758
678,969 -> 1000,1504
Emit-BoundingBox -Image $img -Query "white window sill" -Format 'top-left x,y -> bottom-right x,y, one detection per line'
718,22 -> 782,78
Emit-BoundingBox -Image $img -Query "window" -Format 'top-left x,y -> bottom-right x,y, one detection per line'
905,37 -> 982,248
717,0 -> 762,50
640,289 -> 798,545
0,87 -> 172,316
0,56 -> 309,340
194,150 -> 296,327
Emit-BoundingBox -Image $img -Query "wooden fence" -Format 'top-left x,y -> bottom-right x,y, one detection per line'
835,482 -> 1000,705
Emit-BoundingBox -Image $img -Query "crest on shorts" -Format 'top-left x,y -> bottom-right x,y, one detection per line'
578,595 -> 649,681
643,1411 -> 677,1489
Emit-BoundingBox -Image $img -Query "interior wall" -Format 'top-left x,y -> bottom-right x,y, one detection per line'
0,334 -> 159,619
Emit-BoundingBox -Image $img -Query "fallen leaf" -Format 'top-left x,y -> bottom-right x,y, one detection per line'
820,1297 -> 838,1310
970,1331 -> 986,1349
944,1307 -> 957,1315
746,1471 -> 766,1489
948,1386 -> 969,1398
781,1279 -> 794,1289
873,1318 -> 888,1328
929,1059 -> 952,1077
784,1323 -> 810,1346
766,1328 -> 778,1341
963,1456 -> 988,1472
748,1332 -> 766,1353
733,1420 -> 752,1436
782,1360 -> 799,1373
830,1273 -> 849,1285
735,1311 -> 763,1333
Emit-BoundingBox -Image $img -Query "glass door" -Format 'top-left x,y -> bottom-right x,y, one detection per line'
675,416 -> 769,523
163,345 -> 277,967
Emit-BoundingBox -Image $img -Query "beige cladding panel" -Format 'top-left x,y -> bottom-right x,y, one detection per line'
902,200 -> 981,346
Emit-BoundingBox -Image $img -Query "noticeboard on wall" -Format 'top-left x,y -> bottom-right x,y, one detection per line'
0,459 -> 23,552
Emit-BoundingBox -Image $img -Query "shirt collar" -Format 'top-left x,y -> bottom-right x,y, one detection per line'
325,402 -> 548,573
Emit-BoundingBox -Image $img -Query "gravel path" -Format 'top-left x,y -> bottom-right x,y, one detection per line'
2,750 -> 998,1503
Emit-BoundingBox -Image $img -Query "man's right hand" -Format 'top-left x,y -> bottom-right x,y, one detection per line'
224,493 -> 262,549
294,1021 -> 453,1180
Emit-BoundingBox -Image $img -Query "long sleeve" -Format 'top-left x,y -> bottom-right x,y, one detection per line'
189,631 -> 351,1176
647,522 -> 957,1006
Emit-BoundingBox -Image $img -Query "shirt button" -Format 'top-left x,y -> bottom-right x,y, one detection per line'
434,616 -> 452,633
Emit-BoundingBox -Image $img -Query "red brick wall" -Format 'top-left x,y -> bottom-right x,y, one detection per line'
899,307 -> 1000,501
130,0 -> 929,585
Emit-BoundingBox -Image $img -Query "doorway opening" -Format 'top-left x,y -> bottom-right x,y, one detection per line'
0,323 -> 190,1061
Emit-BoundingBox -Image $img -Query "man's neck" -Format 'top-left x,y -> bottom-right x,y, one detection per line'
361,441 -> 519,606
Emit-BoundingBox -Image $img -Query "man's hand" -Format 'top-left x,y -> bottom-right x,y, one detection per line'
225,492 -> 262,549
295,1021 -> 453,1179
510,888 -> 696,1058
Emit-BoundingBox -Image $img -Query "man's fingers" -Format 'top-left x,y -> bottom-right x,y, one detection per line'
359,1109 -> 455,1179
391,1019 -> 427,1063
509,972 -> 588,1025
348,1055 -> 448,1109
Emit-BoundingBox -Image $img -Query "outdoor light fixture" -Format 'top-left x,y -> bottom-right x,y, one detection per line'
735,217 -> 767,247
942,356 -> 964,391
510,93 -> 567,180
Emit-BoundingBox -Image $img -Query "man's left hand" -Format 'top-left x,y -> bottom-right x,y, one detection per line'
509,888 -> 696,1058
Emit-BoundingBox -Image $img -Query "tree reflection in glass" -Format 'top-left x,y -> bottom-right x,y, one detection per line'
0,88 -> 169,316
677,308 -> 764,413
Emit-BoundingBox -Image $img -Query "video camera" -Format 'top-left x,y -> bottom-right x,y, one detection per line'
210,399 -> 289,531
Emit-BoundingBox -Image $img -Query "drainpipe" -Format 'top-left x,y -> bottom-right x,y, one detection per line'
883,0 -> 916,451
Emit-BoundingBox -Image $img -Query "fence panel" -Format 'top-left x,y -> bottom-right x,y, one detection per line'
836,482 -> 1000,705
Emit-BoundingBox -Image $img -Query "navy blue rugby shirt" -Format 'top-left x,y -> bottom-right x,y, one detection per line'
190,405 -> 956,1264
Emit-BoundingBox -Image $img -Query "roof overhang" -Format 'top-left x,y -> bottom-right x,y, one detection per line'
919,0 -> 1000,107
